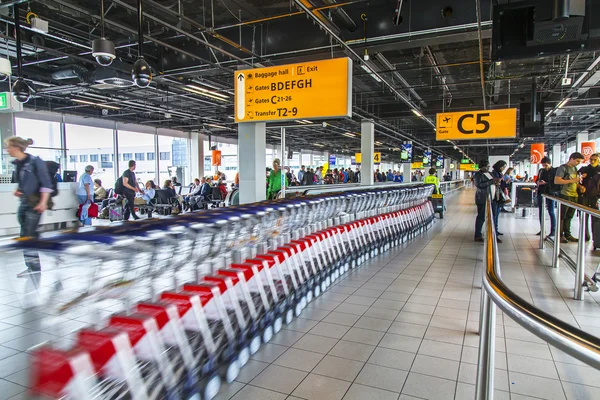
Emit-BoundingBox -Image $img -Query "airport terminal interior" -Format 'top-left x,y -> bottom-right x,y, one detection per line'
0,0 -> 599,399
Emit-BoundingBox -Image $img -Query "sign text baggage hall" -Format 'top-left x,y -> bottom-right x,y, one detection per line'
235,58 -> 352,123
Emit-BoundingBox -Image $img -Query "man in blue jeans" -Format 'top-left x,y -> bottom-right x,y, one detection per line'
536,157 -> 556,238
473,160 -> 502,242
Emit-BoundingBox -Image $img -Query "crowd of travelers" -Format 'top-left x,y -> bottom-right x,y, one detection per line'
473,151 -> 600,246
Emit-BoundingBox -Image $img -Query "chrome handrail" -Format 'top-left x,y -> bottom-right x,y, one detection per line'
540,194 -> 600,299
475,198 -> 600,400
297,179 -> 468,196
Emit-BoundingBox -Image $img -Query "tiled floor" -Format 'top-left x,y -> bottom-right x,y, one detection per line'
0,189 -> 599,399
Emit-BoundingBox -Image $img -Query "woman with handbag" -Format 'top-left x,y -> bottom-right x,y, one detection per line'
5,137 -> 53,277
76,165 -> 95,226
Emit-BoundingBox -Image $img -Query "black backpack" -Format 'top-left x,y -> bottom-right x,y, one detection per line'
546,167 -> 561,196
114,176 -> 124,195
44,161 -> 60,197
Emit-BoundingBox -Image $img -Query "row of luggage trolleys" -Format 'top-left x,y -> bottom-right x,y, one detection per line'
9,185 -> 435,400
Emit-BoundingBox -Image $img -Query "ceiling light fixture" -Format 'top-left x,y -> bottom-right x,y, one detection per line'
92,0 -> 116,66
411,109 -> 424,118
557,98 -> 570,109
132,0 -> 152,88
72,99 -> 121,110
12,5 -> 31,103
186,84 -> 228,99
206,123 -> 228,129
184,87 -> 228,102
360,64 -> 382,83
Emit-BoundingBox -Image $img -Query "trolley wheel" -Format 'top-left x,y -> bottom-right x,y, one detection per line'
249,335 -> 261,355
285,308 -> 294,324
344,263 -> 349,273
295,301 -> 303,317
224,360 -> 240,384
262,325 -> 274,343
238,346 -> 250,368
321,280 -> 327,292
202,374 -> 221,400
274,316 -> 283,333
306,289 -> 314,304
314,284 -> 321,298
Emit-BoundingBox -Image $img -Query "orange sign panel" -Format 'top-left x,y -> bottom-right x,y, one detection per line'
212,150 -> 222,166
530,143 -> 544,164
581,141 -> 596,163
436,108 -> 517,140
235,58 -> 352,122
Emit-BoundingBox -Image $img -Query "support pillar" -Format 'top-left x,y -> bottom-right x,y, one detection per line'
190,131 -> 204,180
552,145 -> 561,166
361,120 -> 375,185
239,122 -> 267,204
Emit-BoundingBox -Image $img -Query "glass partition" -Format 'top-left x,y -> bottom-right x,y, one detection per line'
65,124 -> 115,186
117,130 -> 156,188
15,118 -> 63,166
158,136 -> 189,187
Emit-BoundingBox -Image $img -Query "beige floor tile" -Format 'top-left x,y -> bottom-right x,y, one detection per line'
328,340 -> 376,362
313,355 -> 364,381
292,373 -> 352,400
250,365 -> 308,394
355,363 -> 408,393
342,384 -> 399,400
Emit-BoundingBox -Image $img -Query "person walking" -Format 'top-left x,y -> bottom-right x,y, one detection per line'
535,157 -> 557,238
122,160 -> 141,220
298,165 -> 306,185
491,160 -> 508,236
555,152 -> 585,243
267,159 -> 286,199
5,137 -> 53,277
473,160 -> 502,243
578,153 -> 600,241
76,165 -> 95,226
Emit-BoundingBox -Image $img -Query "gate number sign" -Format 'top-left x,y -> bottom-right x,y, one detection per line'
436,108 -> 517,140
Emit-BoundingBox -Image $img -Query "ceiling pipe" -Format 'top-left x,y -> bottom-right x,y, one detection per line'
375,53 -> 427,108
424,46 -> 452,107
293,0 -> 434,128
139,0 -> 259,64
475,0 -> 487,109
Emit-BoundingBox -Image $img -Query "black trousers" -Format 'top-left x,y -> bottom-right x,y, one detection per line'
123,191 -> 138,220
474,203 -> 486,239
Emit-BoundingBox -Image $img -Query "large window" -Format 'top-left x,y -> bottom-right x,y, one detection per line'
65,124 -> 115,187
158,136 -> 189,186
147,152 -> 155,161
14,118 -> 63,169
135,152 -> 145,161
118,130 -> 155,186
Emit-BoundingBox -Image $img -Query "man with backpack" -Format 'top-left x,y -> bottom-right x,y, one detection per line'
5,137 -> 54,277
555,152 -> 585,243
116,160 -> 141,220
536,157 -> 557,238
578,153 -> 600,242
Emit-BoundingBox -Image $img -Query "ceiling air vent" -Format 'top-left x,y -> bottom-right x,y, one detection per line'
95,77 -> 134,87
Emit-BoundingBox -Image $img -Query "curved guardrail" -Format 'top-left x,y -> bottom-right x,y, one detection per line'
286,179 -> 468,197
475,199 -> 600,400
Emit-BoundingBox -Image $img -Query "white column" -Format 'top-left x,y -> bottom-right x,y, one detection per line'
0,113 -> 16,175
361,120 -> 375,185
190,131 -> 204,180
402,163 -> 411,181
577,132 -> 589,155
552,145 -> 561,166
239,122 -> 267,204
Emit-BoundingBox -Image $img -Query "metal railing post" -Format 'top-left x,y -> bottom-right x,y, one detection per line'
540,198 -> 546,249
575,212 -> 586,300
552,201 -> 562,268
475,288 -> 496,400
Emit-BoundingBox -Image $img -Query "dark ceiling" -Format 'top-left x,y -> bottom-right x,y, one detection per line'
1,0 -> 599,163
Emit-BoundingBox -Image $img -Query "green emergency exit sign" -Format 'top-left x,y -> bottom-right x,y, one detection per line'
0,92 -> 7,109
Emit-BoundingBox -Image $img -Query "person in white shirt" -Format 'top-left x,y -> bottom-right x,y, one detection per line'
183,178 -> 202,211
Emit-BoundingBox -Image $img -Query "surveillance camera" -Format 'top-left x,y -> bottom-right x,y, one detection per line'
0,58 -> 11,82
12,78 -> 32,103
92,38 -> 116,67
101,108 -> 109,116
132,57 -> 152,88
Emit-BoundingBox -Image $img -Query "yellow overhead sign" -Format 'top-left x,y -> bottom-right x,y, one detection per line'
459,163 -> 478,171
235,58 -> 352,123
354,152 -> 381,164
411,162 -> 423,169
436,108 -> 517,140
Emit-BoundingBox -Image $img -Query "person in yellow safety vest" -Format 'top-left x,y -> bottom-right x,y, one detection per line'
424,167 -> 440,194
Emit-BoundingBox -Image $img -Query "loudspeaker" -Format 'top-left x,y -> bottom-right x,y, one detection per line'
519,102 -> 545,137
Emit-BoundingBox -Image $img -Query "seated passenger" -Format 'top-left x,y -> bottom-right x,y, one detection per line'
134,180 -> 156,205
218,179 -> 228,199
183,178 -> 202,210
94,179 -> 107,202
163,179 -> 178,198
